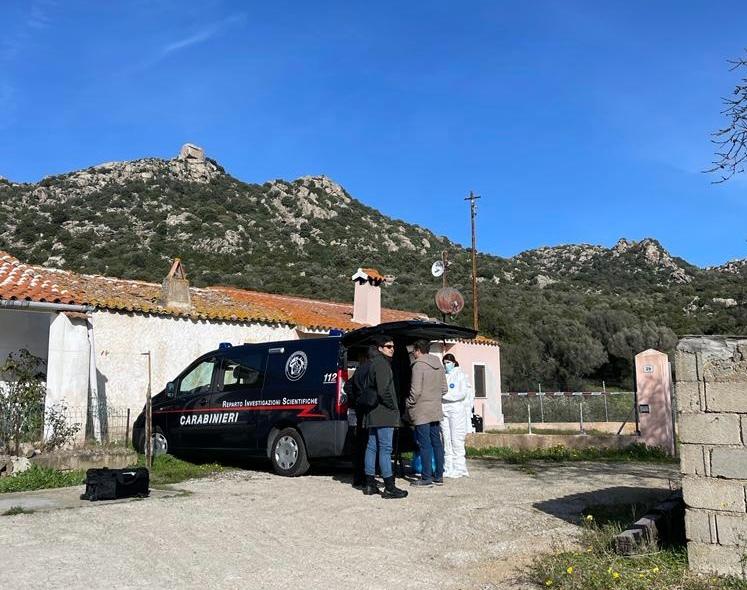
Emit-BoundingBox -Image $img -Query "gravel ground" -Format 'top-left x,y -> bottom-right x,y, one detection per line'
0,459 -> 679,590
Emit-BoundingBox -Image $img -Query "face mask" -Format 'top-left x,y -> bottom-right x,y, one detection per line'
444,361 -> 455,373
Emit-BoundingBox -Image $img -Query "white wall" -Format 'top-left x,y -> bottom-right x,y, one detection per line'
45,313 -> 90,443
0,309 -> 51,365
90,311 -> 299,416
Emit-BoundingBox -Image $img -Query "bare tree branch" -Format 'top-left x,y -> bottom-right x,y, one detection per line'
708,50 -> 747,182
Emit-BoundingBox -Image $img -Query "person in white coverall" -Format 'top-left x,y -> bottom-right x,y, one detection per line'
441,353 -> 472,477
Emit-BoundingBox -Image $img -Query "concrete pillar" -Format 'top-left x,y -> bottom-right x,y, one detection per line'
45,313 -> 90,444
635,348 -> 674,455
675,336 -> 747,579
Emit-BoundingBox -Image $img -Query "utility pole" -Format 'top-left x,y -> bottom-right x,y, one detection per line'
465,191 -> 481,331
441,250 -> 448,289
141,351 -> 153,469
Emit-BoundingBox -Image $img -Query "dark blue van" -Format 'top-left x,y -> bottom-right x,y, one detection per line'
133,320 -> 475,476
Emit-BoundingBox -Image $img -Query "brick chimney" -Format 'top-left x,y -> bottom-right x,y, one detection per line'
160,258 -> 192,311
351,268 -> 383,325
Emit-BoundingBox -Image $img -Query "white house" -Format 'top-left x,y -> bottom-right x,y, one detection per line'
0,252 -> 503,442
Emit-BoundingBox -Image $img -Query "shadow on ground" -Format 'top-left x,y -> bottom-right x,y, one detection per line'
533,485 -> 675,526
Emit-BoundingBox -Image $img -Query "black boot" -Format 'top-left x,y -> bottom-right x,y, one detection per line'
382,476 -> 408,499
362,475 -> 380,496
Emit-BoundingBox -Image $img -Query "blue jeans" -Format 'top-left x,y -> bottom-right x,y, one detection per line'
415,422 -> 444,482
365,427 -> 394,479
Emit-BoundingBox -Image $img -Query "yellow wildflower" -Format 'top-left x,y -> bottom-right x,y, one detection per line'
586,547 -> 592,553
585,514 -> 594,522
652,566 -> 659,574
566,566 -> 573,575
612,572 -> 620,579
544,579 -> 553,587
607,567 -> 613,574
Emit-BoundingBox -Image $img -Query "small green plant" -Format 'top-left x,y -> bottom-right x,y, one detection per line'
0,465 -> 84,494
43,402 -> 81,451
135,454 -> 228,486
466,443 -> 676,464
527,516 -> 747,589
2,505 -> 35,516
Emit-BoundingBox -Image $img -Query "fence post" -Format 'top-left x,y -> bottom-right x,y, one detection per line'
579,398 -> 585,434
538,383 -> 544,423
125,408 -> 130,449
527,403 -> 532,435
603,393 -> 609,422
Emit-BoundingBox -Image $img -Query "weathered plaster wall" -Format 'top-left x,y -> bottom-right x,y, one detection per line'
675,336 -> 747,578
45,313 -> 90,443
0,309 -> 51,364
90,311 -> 298,416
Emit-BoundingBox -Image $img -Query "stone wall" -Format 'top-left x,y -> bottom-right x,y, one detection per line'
465,432 -> 637,451
675,336 -> 747,578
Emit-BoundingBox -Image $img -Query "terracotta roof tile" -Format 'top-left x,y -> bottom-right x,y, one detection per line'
0,251 -> 423,331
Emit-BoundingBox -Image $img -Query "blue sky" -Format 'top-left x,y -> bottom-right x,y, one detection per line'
2,1 -> 746,267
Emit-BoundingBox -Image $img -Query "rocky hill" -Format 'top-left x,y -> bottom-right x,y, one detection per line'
1,145 -> 745,390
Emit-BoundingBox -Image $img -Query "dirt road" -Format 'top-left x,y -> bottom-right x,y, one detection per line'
0,460 -> 679,589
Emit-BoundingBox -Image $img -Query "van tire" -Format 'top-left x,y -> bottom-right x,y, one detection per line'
270,427 -> 310,477
136,426 -> 169,457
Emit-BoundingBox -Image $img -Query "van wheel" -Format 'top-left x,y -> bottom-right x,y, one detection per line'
270,428 -> 310,477
152,427 -> 169,457
138,427 -> 169,457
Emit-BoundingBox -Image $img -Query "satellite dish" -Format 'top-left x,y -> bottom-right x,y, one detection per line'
435,287 -> 465,317
431,261 -> 444,278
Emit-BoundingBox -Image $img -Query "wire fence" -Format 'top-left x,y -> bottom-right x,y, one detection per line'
501,392 -> 635,425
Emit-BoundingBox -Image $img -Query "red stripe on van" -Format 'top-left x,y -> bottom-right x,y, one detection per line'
153,404 -> 326,418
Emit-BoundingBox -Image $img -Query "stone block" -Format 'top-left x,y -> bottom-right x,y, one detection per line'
685,509 -> 715,543
675,382 -> 703,413
675,349 -> 699,382
678,413 -> 741,445
716,513 -> 747,546
680,444 -> 708,476
688,541 -> 744,577
711,447 -> 747,479
705,382 -> 747,413
682,476 -> 746,512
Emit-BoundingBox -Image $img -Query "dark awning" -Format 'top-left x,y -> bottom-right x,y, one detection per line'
342,320 -> 477,347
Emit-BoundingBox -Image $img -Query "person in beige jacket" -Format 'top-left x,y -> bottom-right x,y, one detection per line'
406,339 -> 448,487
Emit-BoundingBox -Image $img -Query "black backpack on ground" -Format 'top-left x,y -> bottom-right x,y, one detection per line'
472,413 -> 484,433
80,467 -> 150,501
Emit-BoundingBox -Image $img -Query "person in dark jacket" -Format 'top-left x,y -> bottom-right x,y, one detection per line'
362,335 -> 408,499
345,345 -> 377,490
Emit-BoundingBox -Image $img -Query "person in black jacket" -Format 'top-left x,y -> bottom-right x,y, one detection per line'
345,345 -> 377,490
362,335 -> 408,499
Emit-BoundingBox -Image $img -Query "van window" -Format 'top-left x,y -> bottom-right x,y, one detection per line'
219,351 -> 266,392
179,359 -> 218,396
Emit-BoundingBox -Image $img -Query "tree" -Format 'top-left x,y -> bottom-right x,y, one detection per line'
0,349 -> 46,455
708,52 -> 747,182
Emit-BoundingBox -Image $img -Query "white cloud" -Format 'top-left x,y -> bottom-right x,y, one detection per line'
158,13 -> 246,58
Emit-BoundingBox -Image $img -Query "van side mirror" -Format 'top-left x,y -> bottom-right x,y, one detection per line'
166,381 -> 176,398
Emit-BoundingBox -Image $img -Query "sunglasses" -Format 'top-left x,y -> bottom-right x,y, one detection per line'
381,344 -> 394,349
